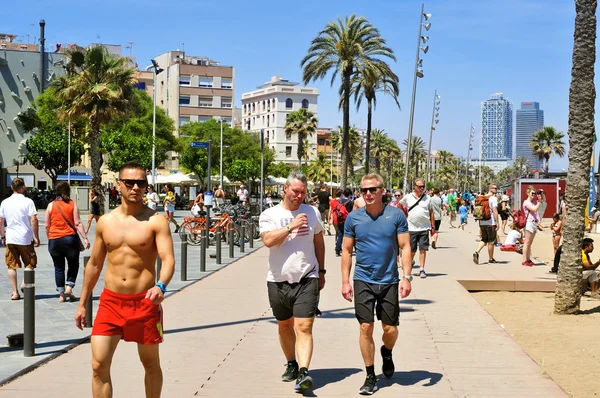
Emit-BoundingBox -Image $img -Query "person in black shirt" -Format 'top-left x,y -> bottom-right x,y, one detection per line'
316,185 -> 332,235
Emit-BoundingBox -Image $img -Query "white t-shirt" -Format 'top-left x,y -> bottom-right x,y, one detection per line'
479,195 -> 498,226
504,230 -> 522,245
399,193 -> 432,231
237,189 -> 248,201
146,192 -> 160,210
0,193 -> 37,245
259,203 -> 323,283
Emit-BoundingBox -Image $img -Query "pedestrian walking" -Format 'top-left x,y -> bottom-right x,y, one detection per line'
430,188 -> 443,249
85,189 -> 101,234
473,183 -> 500,264
46,181 -> 90,302
75,161 -> 175,398
341,173 -> 413,395
162,184 -> 179,233
499,195 -> 511,235
522,186 -> 545,266
259,172 -> 325,394
330,190 -> 348,256
399,178 -> 436,278
0,178 -> 40,300
145,185 -> 160,211
315,184 -> 332,235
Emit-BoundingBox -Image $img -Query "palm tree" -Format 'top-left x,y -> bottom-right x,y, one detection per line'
301,15 -> 396,189
437,150 -> 454,168
332,126 -> 363,180
555,0 -> 596,315
344,66 -> 400,174
54,45 -> 136,211
402,136 -> 426,181
530,126 -> 566,175
284,108 -> 318,169
513,156 -> 531,178
305,153 -> 332,184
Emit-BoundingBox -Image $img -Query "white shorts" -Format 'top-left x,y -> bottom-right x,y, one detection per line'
165,204 -> 175,213
583,269 -> 600,283
525,221 -> 538,234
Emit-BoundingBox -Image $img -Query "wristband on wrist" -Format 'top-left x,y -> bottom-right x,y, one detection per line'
155,282 -> 167,294
286,225 -> 292,234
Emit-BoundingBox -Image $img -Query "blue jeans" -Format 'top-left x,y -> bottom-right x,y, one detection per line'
48,235 -> 80,292
335,223 -> 344,254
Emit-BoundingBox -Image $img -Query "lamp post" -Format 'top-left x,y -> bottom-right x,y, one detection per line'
403,3 -> 431,191
425,90 -> 440,185
464,124 -> 475,192
145,59 -> 164,190
260,129 -> 265,213
67,117 -> 71,185
219,117 -> 224,189
478,128 -> 482,193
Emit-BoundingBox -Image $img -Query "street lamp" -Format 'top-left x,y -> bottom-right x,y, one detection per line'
145,59 -> 164,190
219,117 -> 224,189
464,124 -> 475,192
425,90 -> 440,185
403,3 -> 432,191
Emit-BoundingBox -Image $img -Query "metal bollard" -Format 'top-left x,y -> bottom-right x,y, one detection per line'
249,222 -> 254,249
23,268 -> 35,357
180,238 -> 188,282
229,228 -> 235,258
204,226 -> 210,248
84,256 -> 93,328
240,223 -> 245,253
200,229 -> 206,272
156,257 -> 162,282
216,226 -> 222,265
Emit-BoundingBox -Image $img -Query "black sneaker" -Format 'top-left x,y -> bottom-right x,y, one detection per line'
294,369 -> 313,393
359,374 -> 378,395
281,364 -> 299,382
472,252 -> 479,264
381,345 -> 395,378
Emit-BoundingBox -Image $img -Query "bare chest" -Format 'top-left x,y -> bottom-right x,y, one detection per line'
103,220 -> 156,252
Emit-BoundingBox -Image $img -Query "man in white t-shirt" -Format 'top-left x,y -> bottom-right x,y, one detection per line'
399,178 -> 435,279
0,178 -> 40,300
145,185 -> 160,211
259,172 -> 325,394
473,183 -> 499,264
237,185 -> 248,204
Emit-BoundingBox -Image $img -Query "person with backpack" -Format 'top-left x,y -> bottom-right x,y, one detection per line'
472,183 -> 500,264
329,190 -> 348,256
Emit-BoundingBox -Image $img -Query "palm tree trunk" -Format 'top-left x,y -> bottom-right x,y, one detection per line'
298,132 -> 303,170
555,0 -> 597,314
89,116 -> 105,214
365,102 -> 372,174
340,69 -> 351,190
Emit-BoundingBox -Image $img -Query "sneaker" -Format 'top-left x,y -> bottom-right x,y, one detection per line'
294,369 -> 313,393
381,345 -> 395,378
488,258 -> 498,264
419,269 -> 427,279
472,252 -> 479,265
431,241 -> 436,249
359,374 -> 378,395
522,260 -> 534,267
281,364 -> 299,382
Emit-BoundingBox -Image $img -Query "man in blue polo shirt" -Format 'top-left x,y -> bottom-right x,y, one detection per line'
341,173 -> 413,395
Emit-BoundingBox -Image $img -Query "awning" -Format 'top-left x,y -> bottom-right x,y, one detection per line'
57,172 -> 92,181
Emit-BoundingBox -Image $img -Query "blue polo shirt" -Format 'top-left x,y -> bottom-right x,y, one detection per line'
344,205 -> 409,284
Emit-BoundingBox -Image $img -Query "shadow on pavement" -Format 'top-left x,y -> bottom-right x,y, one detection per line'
418,273 -> 448,277
311,367 -> 362,392
434,246 -> 456,249
379,369 -> 443,388
0,337 -> 86,354
400,299 -> 435,305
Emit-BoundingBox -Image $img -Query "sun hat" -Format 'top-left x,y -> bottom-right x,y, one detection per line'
501,195 -> 509,202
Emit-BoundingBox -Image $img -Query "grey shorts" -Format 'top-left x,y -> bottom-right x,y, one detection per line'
410,230 -> 430,252
354,280 -> 399,326
267,278 -> 319,321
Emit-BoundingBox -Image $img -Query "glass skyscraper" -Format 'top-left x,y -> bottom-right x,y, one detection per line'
481,93 -> 513,160
516,102 -> 544,171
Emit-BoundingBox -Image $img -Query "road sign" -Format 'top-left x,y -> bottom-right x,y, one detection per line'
190,141 -> 209,148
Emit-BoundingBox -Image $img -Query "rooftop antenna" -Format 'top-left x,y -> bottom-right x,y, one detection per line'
125,41 -> 134,56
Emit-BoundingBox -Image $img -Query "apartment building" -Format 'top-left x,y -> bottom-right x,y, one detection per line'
241,76 -> 318,164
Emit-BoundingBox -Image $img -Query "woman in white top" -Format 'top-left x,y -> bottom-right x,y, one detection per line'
521,186 -> 545,266
145,185 -> 160,211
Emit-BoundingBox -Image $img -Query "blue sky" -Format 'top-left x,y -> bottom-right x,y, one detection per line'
4,0 -> 586,171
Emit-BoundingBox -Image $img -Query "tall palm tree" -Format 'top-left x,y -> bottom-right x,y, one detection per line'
513,156 -> 531,178
402,136 -> 426,180
530,126 -> 566,175
284,108 -> 318,169
344,66 -> 400,174
301,15 -> 396,189
555,0 -> 596,315
370,129 -> 388,174
332,126 -> 363,179
437,150 -> 454,168
54,45 -> 136,212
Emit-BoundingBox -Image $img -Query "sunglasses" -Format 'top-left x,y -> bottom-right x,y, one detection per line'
394,194 -> 402,197
415,185 -> 425,189
119,179 -> 148,189
361,186 -> 382,194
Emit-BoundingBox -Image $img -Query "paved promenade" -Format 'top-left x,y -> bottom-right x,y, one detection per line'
0,217 -> 567,397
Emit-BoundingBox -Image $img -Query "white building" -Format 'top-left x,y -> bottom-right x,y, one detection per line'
469,158 -> 514,175
241,76 -> 319,164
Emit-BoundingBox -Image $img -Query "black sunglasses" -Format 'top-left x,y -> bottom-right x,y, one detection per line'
361,186 -> 382,194
415,185 -> 425,189
119,179 -> 148,189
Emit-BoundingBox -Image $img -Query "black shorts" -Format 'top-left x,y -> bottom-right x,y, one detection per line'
267,278 -> 319,321
354,280 -> 399,325
480,225 -> 497,244
434,220 -> 441,230
409,230 -> 430,252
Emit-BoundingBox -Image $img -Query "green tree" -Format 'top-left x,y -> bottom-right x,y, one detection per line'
305,152 -> 332,184
269,162 -> 294,178
332,126 -> 363,180
53,45 -> 136,211
284,108 -> 318,169
437,150 -> 454,168
402,136 -> 426,181
555,0 -> 596,315
301,15 -> 396,189
530,126 -> 566,175
513,156 -> 531,178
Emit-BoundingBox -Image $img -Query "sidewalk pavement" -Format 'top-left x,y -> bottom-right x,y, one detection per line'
0,217 -> 567,397
0,209 -> 262,385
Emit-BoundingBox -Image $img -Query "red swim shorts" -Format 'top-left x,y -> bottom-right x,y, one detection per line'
92,288 -> 164,345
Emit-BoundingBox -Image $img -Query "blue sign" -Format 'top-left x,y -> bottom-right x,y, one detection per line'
190,141 -> 209,148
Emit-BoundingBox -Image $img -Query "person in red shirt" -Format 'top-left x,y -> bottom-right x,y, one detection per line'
329,190 -> 347,256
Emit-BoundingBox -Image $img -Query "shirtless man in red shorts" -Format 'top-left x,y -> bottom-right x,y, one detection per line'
76,161 -> 175,398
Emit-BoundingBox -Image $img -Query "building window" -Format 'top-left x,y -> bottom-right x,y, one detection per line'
199,77 -> 213,88
285,98 -> 293,109
318,138 -> 325,145
221,79 -> 232,89
179,95 -> 190,106
285,146 -> 292,157
286,132 -> 292,141
252,103 -> 256,113
198,97 -> 212,107
199,116 -> 211,123
301,99 -> 309,109
267,115 -> 270,127
224,118 -> 232,126
222,97 -> 232,108
179,76 -> 190,86
179,116 -> 190,126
